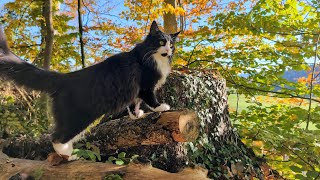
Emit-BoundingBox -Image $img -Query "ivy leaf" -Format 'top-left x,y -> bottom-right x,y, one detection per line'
118,152 -> 126,159
86,150 -> 96,161
290,165 -> 302,172
306,171 -> 319,178
295,174 -> 306,180
115,160 -> 124,165
108,156 -> 117,162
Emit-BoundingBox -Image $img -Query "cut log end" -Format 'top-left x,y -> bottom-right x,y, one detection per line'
157,110 -> 200,142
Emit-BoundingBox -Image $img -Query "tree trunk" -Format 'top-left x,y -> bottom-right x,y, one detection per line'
42,0 -> 54,124
163,0 -> 178,34
43,0 -> 53,70
177,0 -> 185,32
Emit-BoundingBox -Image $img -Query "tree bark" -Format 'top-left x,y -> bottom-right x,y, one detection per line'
88,110 -> 199,150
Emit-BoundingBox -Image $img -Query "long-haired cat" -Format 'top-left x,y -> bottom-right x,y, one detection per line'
0,21 -> 180,160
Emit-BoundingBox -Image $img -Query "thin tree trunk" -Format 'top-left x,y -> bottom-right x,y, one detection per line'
163,0 -> 178,34
42,0 -> 54,122
78,0 -> 85,68
43,0 -> 53,70
177,0 -> 185,33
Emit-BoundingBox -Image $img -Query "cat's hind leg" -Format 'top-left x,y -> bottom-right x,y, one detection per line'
51,119 -> 88,161
52,140 -> 77,161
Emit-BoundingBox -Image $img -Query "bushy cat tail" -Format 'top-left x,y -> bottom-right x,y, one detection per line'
0,24 -> 63,94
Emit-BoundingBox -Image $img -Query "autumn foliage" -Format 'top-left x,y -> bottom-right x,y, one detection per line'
0,0 -> 319,179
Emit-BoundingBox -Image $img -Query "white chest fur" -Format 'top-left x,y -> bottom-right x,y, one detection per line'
152,53 -> 171,90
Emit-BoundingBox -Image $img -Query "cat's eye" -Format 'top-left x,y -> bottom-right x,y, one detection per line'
170,43 -> 173,48
159,40 -> 165,46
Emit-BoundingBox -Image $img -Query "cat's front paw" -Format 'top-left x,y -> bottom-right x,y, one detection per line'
135,109 -> 145,118
129,109 -> 145,120
154,103 -> 170,112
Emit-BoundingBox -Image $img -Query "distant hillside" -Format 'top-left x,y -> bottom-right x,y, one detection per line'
283,65 -> 319,83
239,65 -> 318,83
283,69 -> 308,82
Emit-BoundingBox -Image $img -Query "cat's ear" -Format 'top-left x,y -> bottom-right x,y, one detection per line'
170,31 -> 180,41
150,21 -> 160,35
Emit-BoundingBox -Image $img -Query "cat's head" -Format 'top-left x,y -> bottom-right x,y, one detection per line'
143,21 -> 180,62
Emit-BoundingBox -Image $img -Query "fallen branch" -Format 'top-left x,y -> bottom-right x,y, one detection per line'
0,154 -> 208,180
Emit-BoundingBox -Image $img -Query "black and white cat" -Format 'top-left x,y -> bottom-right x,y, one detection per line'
0,21 -> 179,160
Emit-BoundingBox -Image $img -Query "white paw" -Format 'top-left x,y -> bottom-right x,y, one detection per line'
128,107 -> 145,120
135,109 -> 145,118
154,103 -> 170,112
68,155 -> 78,161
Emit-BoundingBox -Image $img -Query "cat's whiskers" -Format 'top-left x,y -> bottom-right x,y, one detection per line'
142,49 -> 156,65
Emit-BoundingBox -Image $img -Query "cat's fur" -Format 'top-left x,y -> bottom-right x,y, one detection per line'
0,21 -> 179,160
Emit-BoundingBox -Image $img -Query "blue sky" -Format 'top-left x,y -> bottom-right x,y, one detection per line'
0,0 -> 14,9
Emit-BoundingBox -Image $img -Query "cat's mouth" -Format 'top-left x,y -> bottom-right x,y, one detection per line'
161,53 -> 168,57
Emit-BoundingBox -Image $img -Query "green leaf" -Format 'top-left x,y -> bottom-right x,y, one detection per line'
115,160 -> 124,165
118,152 -> 126,159
306,171 -> 319,178
131,155 -> 139,160
290,165 -> 302,172
86,150 -> 96,161
72,149 -> 80,154
93,152 -> 101,161
108,156 -> 117,162
295,174 -> 306,180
